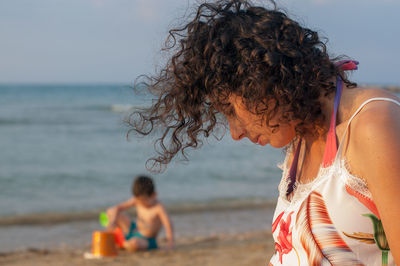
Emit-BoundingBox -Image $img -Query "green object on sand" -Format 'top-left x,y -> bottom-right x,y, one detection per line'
99,212 -> 109,227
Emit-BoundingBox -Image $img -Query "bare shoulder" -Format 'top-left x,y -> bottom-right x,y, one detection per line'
346,86 -> 400,133
346,92 -> 400,183
154,201 -> 167,213
354,85 -> 399,100
154,202 -> 171,221
351,92 -> 400,136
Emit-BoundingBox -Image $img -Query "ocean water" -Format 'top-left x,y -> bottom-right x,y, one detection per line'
0,84 -> 283,221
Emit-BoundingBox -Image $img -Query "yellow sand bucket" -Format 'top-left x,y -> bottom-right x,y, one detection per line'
91,231 -> 117,257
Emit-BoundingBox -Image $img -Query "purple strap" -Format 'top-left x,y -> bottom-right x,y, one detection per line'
286,139 -> 302,196
285,60 -> 359,196
333,76 -> 343,122
331,59 -> 358,126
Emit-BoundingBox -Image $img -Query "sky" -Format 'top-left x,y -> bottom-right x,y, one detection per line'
0,0 -> 399,85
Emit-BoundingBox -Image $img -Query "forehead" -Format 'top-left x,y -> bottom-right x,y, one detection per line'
227,94 -> 266,113
210,93 -> 242,116
212,92 -> 277,119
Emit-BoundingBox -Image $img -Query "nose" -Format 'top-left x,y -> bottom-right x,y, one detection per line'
229,120 -> 246,141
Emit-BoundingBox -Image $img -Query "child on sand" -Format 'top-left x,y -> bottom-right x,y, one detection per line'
106,175 -> 174,251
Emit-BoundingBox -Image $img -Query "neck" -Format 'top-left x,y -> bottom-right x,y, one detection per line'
302,76 -> 340,145
302,99 -> 334,147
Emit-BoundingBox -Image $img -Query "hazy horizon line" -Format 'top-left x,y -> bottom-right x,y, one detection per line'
1,81 -> 399,88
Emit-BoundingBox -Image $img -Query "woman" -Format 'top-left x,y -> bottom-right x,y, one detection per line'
128,0 -> 400,264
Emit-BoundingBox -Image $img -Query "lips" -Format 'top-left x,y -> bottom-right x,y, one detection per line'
249,135 -> 267,146
257,136 -> 268,146
250,136 -> 260,144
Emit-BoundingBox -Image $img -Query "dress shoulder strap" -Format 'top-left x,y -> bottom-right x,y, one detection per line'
336,97 -> 400,160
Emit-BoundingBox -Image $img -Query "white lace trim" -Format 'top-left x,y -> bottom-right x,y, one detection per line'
339,158 -> 372,199
277,154 -> 373,206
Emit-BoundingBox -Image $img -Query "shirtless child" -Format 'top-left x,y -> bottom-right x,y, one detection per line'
106,175 -> 174,251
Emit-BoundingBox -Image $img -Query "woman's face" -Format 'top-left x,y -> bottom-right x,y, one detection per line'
225,94 -> 296,148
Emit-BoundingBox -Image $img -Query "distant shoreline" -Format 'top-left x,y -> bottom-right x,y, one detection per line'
1,83 -> 400,91
0,198 -> 276,227
359,84 -> 400,92
382,86 -> 400,92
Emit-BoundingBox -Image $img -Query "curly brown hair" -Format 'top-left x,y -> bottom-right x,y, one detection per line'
127,0 -> 356,171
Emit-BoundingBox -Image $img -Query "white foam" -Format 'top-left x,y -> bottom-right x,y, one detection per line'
110,104 -> 134,113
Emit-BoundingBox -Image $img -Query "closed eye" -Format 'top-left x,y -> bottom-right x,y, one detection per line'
225,104 -> 236,117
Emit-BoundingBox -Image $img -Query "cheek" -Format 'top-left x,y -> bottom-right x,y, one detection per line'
269,125 -> 296,147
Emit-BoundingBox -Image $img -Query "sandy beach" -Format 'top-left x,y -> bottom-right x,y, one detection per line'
1,231 -> 275,266
0,206 -> 276,266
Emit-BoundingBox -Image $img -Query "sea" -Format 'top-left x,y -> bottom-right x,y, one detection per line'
0,84 -> 283,227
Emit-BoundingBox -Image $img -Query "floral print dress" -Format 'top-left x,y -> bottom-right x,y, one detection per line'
269,69 -> 399,265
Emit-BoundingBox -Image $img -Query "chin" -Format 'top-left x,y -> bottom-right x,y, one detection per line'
269,143 -> 282,148
269,140 -> 289,149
